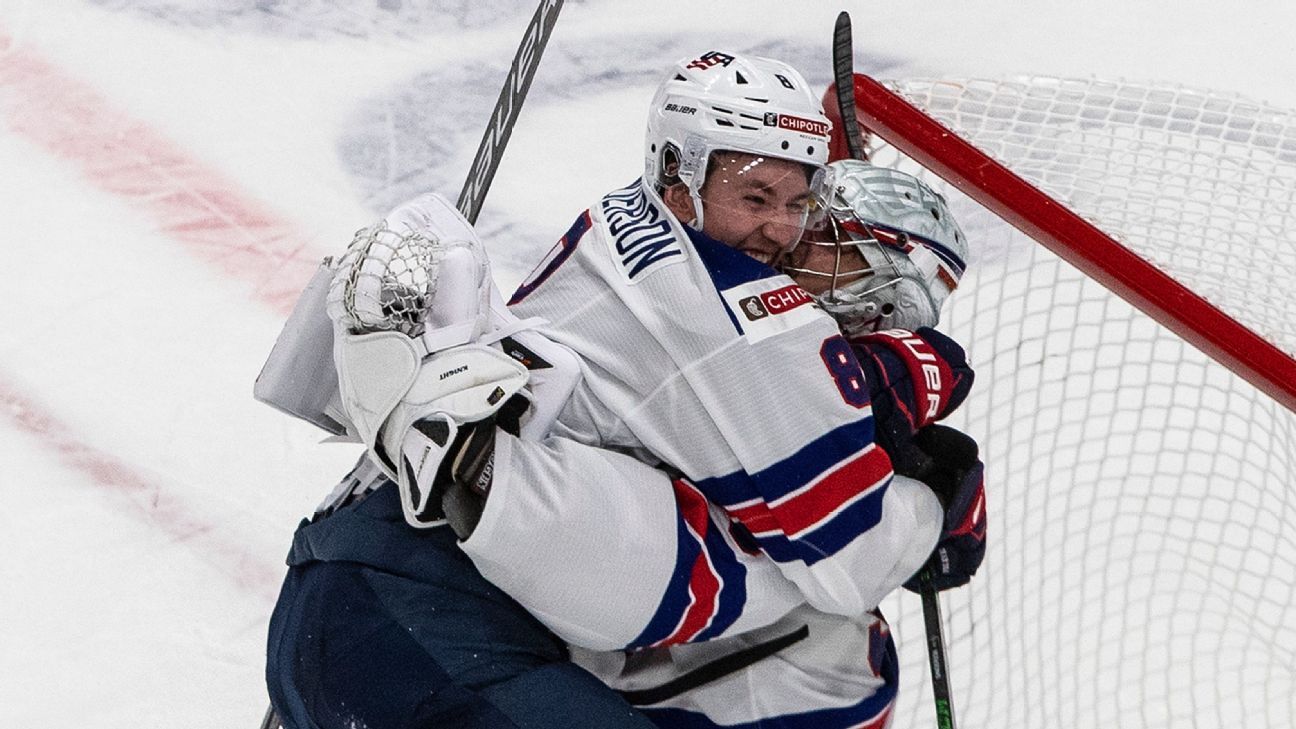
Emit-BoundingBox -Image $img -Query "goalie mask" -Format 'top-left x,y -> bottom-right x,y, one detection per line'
785,159 -> 968,336
644,51 -> 832,255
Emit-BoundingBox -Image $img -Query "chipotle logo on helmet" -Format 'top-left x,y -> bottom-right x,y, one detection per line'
763,112 -> 830,138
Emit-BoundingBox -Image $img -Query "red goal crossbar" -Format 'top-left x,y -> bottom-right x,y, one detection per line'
850,73 -> 1296,414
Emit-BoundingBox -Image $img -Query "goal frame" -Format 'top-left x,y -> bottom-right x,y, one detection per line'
849,73 -> 1296,414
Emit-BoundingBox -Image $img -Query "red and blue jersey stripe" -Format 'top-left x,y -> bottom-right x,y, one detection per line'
630,478 -> 748,648
693,419 -> 895,567
508,209 -> 592,305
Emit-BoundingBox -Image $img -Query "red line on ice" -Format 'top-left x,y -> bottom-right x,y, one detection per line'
0,28 -> 320,315
0,30 -> 308,597
0,376 -> 283,597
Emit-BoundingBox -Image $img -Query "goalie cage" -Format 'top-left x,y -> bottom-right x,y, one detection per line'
857,75 -> 1296,728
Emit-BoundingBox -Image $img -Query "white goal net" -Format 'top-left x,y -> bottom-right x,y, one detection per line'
868,77 -> 1296,728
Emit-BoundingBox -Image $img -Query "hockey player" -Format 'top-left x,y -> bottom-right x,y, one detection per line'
506,164 -> 984,728
441,157 -> 985,727
464,50 -> 947,618
265,51 -> 985,729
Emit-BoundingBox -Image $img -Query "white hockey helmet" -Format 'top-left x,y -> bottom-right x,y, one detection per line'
644,50 -> 833,231
786,159 -> 969,336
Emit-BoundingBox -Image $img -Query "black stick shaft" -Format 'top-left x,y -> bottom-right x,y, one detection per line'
456,0 -> 565,224
831,11 -> 867,161
921,572 -> 958,729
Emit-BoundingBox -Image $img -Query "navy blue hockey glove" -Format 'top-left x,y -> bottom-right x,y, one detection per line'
902,424 -> 986,593
854,327 -> 974,475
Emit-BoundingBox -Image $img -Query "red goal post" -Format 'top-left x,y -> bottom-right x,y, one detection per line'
848,73 -> 1296,414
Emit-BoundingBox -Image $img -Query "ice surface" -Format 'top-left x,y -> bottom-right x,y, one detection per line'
1,1 -> 1293,726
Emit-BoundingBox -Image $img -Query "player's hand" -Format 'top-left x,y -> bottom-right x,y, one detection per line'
852,326 -> 973,434
903,425 -> 986,593
852,327 -> 974,475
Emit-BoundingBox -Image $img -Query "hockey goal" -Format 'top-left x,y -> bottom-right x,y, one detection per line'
861,76 -> 1296,728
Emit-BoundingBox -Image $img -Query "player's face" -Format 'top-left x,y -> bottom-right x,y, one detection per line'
695,153 -> 817,265
784,236 -> 871,295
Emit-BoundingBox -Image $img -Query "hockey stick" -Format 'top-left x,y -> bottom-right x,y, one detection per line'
920,571 -> 958,729
257,704 -> 278,729
456,0 -> 565,224
832,11 -> 958,729
831,11 -> 868,161
258,4 -> 565,728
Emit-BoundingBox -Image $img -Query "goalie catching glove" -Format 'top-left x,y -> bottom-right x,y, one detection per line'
901,424 -> 987,593
326,194 -> 530,529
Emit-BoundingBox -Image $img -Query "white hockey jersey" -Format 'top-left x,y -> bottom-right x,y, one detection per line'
571,604 -> 899,729
458,179 -> 942,652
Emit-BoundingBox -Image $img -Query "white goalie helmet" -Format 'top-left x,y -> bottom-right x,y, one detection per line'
644,50 -> 833,229
786,159 -> 969,336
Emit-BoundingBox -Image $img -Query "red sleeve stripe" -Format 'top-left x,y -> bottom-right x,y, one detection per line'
654,479 -> 724,647
727,444 -> 894,538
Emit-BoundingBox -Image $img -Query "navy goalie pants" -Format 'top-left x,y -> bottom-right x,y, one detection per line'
265,482 -> 655,729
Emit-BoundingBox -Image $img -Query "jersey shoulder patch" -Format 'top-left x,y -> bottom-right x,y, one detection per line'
684,226 -> 821,342
717,277 -> 821,343
597,180 -> 688,283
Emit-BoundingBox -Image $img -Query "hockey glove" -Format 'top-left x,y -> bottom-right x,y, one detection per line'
853,327 -> 973,474
902,424 -> 986,593
326,194 -> 530,529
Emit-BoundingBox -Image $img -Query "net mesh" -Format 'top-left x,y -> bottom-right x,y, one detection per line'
327,223 -> 441,337
869,77 -> 1296,728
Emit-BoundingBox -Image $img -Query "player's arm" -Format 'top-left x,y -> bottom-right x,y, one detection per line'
851,328 -> 986,591
458,431 -> 807,650
658,315 -> 944,618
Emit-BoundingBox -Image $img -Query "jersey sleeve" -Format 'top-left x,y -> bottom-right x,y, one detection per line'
617,232 -> 944,616
459,432 -> 806,651
507,186 -> 945,619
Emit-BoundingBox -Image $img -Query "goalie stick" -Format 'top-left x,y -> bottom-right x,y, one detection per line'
831,11 -> 958,729
457,0 -> 564,223
258,2 -> 565,727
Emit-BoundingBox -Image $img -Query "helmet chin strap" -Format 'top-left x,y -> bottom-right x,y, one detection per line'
688,187 -> 705,231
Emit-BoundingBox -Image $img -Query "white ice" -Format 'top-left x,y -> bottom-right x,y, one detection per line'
1,1 -> 1293,726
